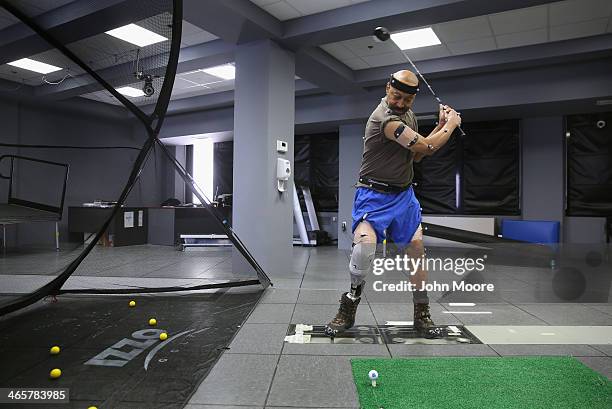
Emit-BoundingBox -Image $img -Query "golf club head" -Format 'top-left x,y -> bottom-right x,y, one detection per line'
373,26 -> 390,42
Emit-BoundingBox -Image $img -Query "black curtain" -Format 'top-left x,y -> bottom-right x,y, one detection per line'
413,124 -> 457,213
213,141 -> 233,198
309,133 -> 339,211
294,133 -> 339,211
294,136 -> 311,185
461,120 -> 520,215
566,112 -> 612,216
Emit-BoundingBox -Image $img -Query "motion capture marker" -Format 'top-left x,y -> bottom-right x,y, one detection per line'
129,300 -> 136,307
368,369 -> 379,387
49,368 -> 62,379
50,345 -> 60,355
149,318 -> 157,326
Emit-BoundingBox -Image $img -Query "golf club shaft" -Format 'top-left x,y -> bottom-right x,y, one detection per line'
398,48 -> 467,136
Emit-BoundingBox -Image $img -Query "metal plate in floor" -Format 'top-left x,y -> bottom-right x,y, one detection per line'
286,324 -> 481,345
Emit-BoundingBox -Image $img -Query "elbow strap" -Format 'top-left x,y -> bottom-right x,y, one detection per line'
393,123 -> 405,139
407,132 -> 419,147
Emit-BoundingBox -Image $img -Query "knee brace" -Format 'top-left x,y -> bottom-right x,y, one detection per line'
349,240 -> 376,286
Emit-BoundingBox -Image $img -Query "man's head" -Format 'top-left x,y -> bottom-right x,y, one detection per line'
385,70 -> 419,114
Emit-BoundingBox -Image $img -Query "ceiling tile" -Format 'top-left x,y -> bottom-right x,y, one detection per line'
177,70 -> 224,85
206,81 -> 235,91
341,36 -> 398,57
446,37 -> 497,55
320,42 -> 358,60
251,0 -> 282,6
404,45 -> 452,61
0,64 -> 41,86
550,18 -> 608,41
433,16 -> 492,42
361,51 -> 409,67
181,31 -> 218,47
488,5 -> 547,35
263,1 -> 301,20
341,57 -> 370,70
174,77 -> 204,90
549,0 -> 612,26
286,0 -> 351,15
496,28 -> 548,49
181,20 -> 204,36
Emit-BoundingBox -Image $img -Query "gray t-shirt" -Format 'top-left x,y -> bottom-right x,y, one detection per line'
357,97 -> 418,190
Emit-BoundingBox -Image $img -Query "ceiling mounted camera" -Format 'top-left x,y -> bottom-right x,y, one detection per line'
136,72 -> 155,97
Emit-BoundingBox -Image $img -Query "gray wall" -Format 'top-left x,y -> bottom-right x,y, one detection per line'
0,99 -> 169,247
232,40 -> 295,276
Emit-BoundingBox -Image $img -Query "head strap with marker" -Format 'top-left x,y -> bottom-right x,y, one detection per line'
389,74 -> 419,94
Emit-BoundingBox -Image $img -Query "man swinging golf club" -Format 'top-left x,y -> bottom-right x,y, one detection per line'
325,69 -> 462,337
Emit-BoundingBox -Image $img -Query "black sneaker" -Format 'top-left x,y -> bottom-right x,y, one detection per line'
324,293 -> 361,337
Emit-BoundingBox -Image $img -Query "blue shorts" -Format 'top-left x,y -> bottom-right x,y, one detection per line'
352,186 -> 422,245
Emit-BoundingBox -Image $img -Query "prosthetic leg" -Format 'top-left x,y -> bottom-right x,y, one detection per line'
325,227 -> 375,337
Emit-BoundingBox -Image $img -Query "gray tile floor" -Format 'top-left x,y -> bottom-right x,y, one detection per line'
187,246 -> 612,408
1,245 -> 611,408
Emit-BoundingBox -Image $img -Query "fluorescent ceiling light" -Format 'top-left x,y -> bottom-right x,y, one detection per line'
105,24 -> 167,47
390,27 -> 441,50
7,58 -> 63,74
202,64 -> 235,80
116,86 -> 145,97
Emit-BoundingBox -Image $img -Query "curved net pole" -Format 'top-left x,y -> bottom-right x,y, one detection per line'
0,0 -> 268,317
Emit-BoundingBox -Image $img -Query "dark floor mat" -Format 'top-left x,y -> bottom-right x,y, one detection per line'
0,290 -> 262,408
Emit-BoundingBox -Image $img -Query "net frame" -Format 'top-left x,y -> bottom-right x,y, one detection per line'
0,0 -> 271,317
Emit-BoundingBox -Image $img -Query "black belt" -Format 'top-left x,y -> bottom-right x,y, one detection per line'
358,177 -> 413,193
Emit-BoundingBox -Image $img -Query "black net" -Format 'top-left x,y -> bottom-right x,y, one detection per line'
0,0 -> 269,318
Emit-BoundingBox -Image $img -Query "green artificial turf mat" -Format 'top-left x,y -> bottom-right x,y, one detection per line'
352,356 -> 612,409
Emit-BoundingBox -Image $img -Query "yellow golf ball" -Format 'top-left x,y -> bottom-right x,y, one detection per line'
160,332 -> 168,341
129,300 -> 136,307
87,406 -> 98,409
149,318 -> 157,326
50,346 -> 60,355
49,368 -> 62,379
